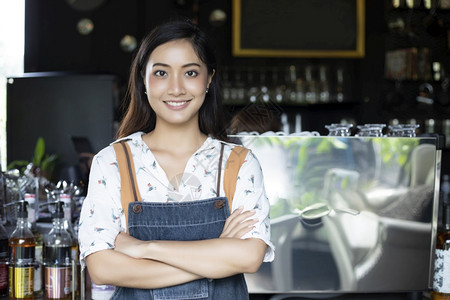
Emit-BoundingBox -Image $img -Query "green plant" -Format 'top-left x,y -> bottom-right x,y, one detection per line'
7,137 -> 58,180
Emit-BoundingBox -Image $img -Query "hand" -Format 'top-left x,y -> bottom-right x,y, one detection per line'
114,232 -> 149,259
219,206 -> 258,239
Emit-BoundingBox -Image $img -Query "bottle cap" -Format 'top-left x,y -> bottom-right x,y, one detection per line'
52,201 -> 65,219
60,193 -> 71,204
24,193 -> 35,204
16,201 -> 28,218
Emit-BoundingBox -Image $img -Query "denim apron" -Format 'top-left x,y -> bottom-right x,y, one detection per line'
110,145 -> 249,299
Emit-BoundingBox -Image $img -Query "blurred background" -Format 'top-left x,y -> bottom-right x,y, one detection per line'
0,0 -> 449,178
1,1 -> 450,299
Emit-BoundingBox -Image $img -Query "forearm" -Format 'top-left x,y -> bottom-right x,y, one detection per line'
146,238 -> 266,278
86,249 -> 202,289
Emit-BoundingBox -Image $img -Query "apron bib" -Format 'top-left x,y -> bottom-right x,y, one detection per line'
110,141 -> 250,299
110,198 -> 248,299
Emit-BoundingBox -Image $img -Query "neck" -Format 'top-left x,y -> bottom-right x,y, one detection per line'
145,122 -> 207,153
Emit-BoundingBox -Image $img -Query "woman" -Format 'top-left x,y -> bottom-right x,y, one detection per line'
78,19 -> 274,299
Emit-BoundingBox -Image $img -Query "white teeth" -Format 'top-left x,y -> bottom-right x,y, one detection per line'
165,101 -> 187,107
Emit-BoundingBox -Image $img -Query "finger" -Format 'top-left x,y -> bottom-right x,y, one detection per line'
221,217 -> 259,238
228,218 -> 259,237
229,208 -> 256,224
222,209 -> 255,235
234,223 -> 256,238
229,210 -> 256,227
227,206 -> 245,222
221,207 -> 244,232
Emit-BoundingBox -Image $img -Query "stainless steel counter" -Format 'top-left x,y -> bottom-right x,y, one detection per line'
234,135 -> 441,294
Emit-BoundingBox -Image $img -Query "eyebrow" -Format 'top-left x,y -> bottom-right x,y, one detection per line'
152,62 -> 202,68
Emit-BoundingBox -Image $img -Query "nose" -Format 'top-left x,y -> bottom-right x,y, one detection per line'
168,74 -> 186,96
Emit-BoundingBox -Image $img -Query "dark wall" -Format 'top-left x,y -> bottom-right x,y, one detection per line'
24,0 -> 232,83
7,73 -> 117,167
23,0 -> 378,87
23,0 -> 384,127
23,0 -> 450,156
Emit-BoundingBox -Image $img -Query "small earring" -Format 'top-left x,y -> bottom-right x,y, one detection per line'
205,88 -> 209,94
144,91 -> 147,94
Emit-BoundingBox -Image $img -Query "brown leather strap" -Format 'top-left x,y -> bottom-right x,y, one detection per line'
216,144 -> 225,197
113,141 -> 141,229
223,146 -> 249,212
114,141 -> 249,228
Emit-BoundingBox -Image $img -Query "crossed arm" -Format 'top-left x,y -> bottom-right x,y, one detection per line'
86,207 -> 267,289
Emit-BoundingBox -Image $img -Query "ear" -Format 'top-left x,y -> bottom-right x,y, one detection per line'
207,69 -> 216,88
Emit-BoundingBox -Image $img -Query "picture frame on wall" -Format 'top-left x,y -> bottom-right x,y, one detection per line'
232,0 -> 365,58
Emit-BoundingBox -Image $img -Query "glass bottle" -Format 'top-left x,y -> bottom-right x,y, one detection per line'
426,119 -> 436,134
0,217 -> 8,297
443,119 -> 450,148
295,78 -> 306,104
229,66 -> 239,104
221,66 -> 231,104
318,65 -> 330,103
43,201 -> 72,300
271,67 -> 284,103
259,68 -> 270,103
60,193 -> 80,298
336,67 -> 345,103
431,174 -> 450,299
285,65 -> 297,103
0,157 -> 6,298
25,193 -> 43,298
9,200 -> 36,299
246,67 -> 259,103
305,65 -> 318,104
0,167 -> 7,224
235,67 -> 246,104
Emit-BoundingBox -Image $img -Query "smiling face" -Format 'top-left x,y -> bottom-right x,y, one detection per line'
143,39 -> 214,130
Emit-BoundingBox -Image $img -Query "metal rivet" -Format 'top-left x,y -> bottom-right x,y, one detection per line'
214,200 -> 225,209
133,203 -> 142,213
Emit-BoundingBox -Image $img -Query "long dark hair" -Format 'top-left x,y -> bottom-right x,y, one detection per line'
117,19 -> 227,141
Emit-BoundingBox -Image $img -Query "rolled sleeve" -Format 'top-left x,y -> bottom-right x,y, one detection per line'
78,148 -> 124,269
231,150 -> 275,262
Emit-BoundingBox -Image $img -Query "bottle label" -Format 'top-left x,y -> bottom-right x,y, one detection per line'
434,248 -> 450,293
45,266 -> 71,299
72,245 -> 79,293
34,245 -> 42,292
9,266 -> 34,298
0,262 -> 7,289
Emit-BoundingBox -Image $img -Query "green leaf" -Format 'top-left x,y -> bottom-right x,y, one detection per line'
40,154 -> 58,172
32,137 -> 46,167
7,160 -> 29,171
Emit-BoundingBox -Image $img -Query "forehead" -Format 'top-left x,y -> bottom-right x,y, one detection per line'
148,39 -> 203,66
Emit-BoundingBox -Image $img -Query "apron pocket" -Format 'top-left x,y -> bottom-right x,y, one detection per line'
154,279 -> 209,300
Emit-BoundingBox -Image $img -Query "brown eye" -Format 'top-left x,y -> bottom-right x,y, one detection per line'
186,70 -> 198,77
154,70 -> 167,77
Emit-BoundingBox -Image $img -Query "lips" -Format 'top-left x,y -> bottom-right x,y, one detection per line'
163,100 -> 191,110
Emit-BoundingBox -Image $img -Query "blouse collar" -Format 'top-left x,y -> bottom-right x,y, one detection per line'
112,131 -> 222,155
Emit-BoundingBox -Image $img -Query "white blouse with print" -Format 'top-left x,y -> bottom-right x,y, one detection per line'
78,132 -> 275,268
